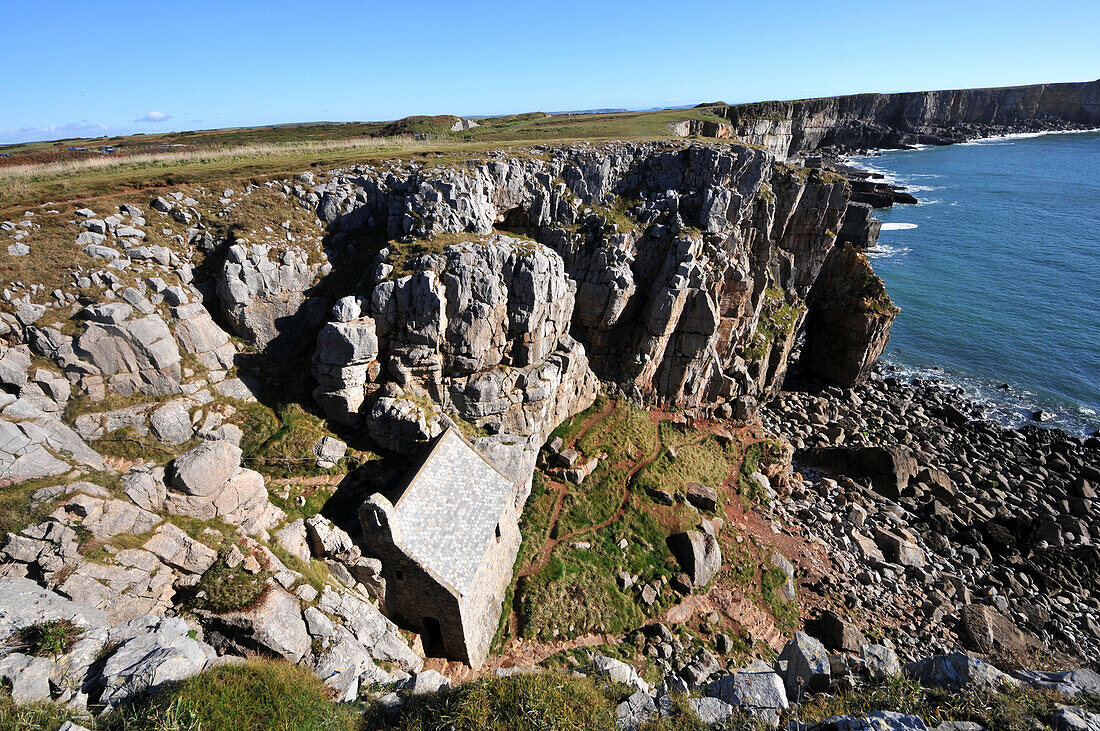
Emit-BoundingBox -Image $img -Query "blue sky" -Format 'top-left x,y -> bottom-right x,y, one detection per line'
1,0 -> 1097,144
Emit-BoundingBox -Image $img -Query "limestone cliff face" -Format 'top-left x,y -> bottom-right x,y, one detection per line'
712,79 -> 1100,158
300,141 -> 876,451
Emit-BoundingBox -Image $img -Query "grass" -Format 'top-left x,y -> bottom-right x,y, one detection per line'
11,620 -> 81,657
0,106 -> 734,215
0,690 -> 86,731
518,505 -> 674,641
632,435 -> 734,500
760,566 -> 799,633
549,393 -> 608,446
363,671 -> 621,731
188,549 -> 272,614
575,400 -> 658,465
737,439 -> 783,505
98,658 -> 358,731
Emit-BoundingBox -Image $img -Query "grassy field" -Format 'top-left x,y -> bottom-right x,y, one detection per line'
0,106 -> 731,214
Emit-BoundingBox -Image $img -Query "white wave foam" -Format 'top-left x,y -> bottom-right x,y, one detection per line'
879,223 -> 917,231
864,244 -> 911,259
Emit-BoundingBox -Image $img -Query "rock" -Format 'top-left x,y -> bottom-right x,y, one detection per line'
142,523 -> 218,575
304,515 -> 357,560
903,653 -> 1017,690
0,653 -> 52,704
616,690 -> 658,730
0,345 -> 31,388
172,304 -> 236,370
216,243 -> 319,348
0,578 -> 109,645
800,242 -> 898,388
960,604 -> 1043,657
123,467 -> 167,512
1012,668 -> 1100,697
779,631 -> 831,699
150,400 -> 195,445
1049,706 -> 1100,731
687,696 -> 735,727
73,314 -> 182,396
166,441 -> 284,533
313,436 -> 347,468
686,482 -> 719,512
667,530 -> 722,587
815,610 -> 867,653
314,638 -> 390,702
590,654 -> 649,694
99,615 -> 216,706
169,440 -> 242,496
317,587 -> 421,671
861,644 -> 901,681
405,669 -> 450,695
274,519 -> 311,562
705,659 -> 788,724
51,494 -> 161,540
797,445 -> 917,499
200,583 -> 310,663
803,711 -> 930,730
331,296 -> 362,322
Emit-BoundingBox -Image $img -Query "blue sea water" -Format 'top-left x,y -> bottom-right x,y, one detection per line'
851,131 -> 1100,435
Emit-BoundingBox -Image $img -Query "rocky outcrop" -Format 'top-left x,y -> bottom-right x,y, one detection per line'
313,234 -> 598,451
309,141 -> 883,454
799,243 -> 899,387
165,440 -> 285,535
73,310 -> 182,397
711,78 -> 1100,158
215,242 -> 326,349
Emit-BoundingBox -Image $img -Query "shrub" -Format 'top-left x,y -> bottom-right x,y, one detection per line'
363,672 -> 619,730
99,658 -> 357,731
13,620 -> 80,657
189,551 -> 272,614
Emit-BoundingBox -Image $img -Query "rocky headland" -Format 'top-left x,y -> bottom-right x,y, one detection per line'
0,89 -> 1097,730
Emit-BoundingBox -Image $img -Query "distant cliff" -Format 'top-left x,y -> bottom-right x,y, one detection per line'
708,79 -> 1100,158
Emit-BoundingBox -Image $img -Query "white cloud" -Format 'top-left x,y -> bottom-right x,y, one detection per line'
135,111 -> 172,123
0,120 -> 108,145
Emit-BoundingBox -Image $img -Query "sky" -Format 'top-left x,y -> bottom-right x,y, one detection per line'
1,0 -> 1097,145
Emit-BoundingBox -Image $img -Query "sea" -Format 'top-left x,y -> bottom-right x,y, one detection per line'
848,130 -> 1100,436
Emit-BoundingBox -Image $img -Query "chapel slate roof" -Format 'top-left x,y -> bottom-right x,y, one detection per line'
390,427 -> 515,596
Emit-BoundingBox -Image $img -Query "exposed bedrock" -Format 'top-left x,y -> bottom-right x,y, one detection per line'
713,78 -> 1100,158
201,141 -> 892,455
798,242 -> 899,387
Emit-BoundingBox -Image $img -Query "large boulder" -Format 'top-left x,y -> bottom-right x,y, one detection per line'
667,530 -> 722,588
166,441 -> 284,534
960,604 -> 1043,657
73,313 -> 182,396
778,631 -> 831,699
705,659 -> 788,725
200,583 -> 311,663
0,577 -> 109,643
796,445 -> 918,499
799,242 -> 898,388
903,652 -> 1017,690
99,615 -> 216,706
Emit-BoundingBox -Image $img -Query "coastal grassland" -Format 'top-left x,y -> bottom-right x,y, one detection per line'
0,105 -> 731,213
574,399 -> 659,465
549,392 -> 609,446
633,432 -> 736,500
517,504 -> 676,641
99,658 -> 358,731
